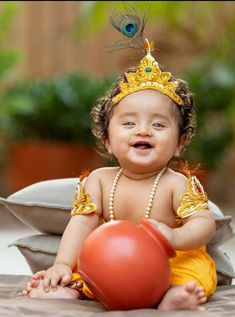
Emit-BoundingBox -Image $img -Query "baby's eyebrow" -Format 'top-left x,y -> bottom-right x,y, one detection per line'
119,112 -> 137,118
152,114 -> 170,121
118,112 -> 171,122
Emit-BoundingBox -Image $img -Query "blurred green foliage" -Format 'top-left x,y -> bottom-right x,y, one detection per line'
0,2 -> 21,83
0,73 -> 115,144
74,1 -> 235,171
0,2 -> 21,170
75,1 -> 235,53
184,57 -> 235,171
0,57 -> 234,171
0,1 -> 234,172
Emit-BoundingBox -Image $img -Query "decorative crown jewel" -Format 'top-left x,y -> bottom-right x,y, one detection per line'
112,39 -> 183,105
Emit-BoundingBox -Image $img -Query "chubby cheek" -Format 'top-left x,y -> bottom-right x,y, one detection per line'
106,129 -> 129,156
157,133 -> 179,153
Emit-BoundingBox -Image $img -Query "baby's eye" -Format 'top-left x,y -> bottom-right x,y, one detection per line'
123,122 -> 135,126
153,122 -> 165,128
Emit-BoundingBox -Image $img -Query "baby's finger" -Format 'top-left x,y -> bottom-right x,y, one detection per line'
22,289 -> 29,297
50,274 -> 61,291
31,278 -> 41,288
33,270 -> 46,279
42,276 -> 51,292
25,282 -> 32,293
60,274 -> 72,287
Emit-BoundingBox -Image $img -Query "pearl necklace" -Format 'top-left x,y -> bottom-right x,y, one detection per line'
108,167 -> 166,221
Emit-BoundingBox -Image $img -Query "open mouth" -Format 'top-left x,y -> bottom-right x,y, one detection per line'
133,141 -> 152,150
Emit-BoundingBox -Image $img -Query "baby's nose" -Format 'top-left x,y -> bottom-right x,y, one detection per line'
136,125 -> 152,136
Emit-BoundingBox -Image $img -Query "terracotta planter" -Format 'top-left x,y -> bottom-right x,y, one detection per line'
7,141 -> 105,193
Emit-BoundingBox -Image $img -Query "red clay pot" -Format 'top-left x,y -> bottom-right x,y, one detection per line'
79,219 -> 176,310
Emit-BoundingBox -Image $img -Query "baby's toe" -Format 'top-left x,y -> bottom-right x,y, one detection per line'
184,280 -> 197,293
196,288 -> 206,301
198,295 -> 207,304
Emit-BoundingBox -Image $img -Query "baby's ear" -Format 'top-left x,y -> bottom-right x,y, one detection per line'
175,134 -> 188,157
104,138 -> 113,155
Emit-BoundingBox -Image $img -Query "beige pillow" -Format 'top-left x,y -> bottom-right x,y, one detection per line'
207,201 -> 234,247
0,178 -> 79,234
206,245 -> 235,284
9,234 -> 61,273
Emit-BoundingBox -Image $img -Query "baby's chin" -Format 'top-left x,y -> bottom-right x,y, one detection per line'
123,159 -> 162,175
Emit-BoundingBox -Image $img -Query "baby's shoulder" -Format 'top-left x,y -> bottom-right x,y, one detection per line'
87,166 -> 120,182
166,168 -> 189,190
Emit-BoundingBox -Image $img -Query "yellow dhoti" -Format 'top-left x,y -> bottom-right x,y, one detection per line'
170,246 -> 217,297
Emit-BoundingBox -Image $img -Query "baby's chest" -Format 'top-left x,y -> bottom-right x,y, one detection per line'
102,185 -> 176,225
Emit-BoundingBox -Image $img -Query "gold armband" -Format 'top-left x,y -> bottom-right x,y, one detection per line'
176,175 -> 208,220
71,182 -> 97,217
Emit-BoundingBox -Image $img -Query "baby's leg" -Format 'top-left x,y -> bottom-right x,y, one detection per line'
22,278 -> 80,300
158,280 -> 207,311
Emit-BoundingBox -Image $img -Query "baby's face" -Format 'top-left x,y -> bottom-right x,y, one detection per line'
105,90 -> 182,173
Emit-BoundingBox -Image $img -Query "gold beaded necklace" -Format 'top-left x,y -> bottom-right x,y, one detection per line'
108,167 -> 166,221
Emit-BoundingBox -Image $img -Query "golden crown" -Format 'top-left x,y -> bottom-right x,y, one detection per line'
112,40 -> 183,106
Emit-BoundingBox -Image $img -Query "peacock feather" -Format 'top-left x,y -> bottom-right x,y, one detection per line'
107,5 -> 150,54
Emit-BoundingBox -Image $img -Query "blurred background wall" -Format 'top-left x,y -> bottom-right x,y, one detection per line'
0,1 -> 234,211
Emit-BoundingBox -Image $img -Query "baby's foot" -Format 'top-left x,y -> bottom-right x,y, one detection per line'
158,280 -> 207,311
22,278 -> 79,300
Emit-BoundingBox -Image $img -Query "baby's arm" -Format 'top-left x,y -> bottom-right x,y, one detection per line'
173,211 -> 216,250
172,174 -> 216,250
150,173 -> 216,250
33,170 -> 102,291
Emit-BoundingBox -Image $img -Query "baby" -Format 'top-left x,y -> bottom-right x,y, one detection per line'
23,40 -> 217,311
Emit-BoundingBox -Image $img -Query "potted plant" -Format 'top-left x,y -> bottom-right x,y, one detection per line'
0,72 -> 115,193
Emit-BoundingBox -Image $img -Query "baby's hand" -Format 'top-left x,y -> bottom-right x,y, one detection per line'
148,219 -> 176,248
32,263 -> 72,292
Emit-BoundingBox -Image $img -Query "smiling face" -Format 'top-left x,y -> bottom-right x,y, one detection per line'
105,90 -> 184,174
